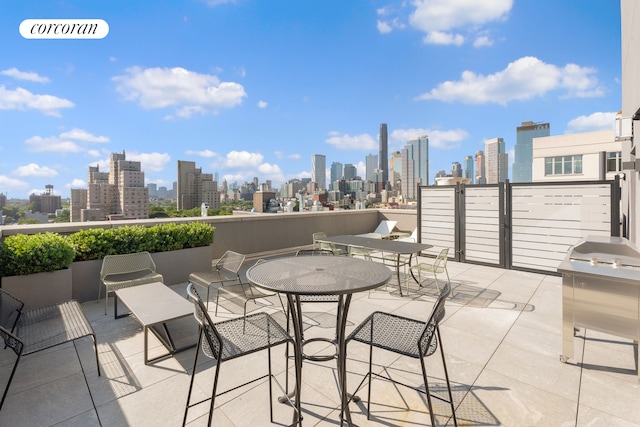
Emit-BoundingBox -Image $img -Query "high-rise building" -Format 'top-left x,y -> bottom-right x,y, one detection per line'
390,151 -> 402,194
379,123 -> 388,190
330,162 -> 343,191
463,155 -> 475,184
451,162 -> 462,177
475,150 -> 486,184
29,184 -> 62,213
311,154 -> 326,190
513,121 -> 550,182
177,160 -> 220,211
485,138 -> 509,183
344,163 -> 357,180
365,153 -> 378,182
147,183 -> 157,198
401,135 -> 429,199
76,150 -> 148,221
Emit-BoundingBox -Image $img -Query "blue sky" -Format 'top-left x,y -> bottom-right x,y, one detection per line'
0,0 -> 622,199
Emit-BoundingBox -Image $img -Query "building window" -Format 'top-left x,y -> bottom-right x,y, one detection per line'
607,151 -> 622,172
545,155 -> 583,176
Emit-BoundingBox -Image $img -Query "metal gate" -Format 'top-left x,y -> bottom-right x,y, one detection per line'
418,179 -> 620,275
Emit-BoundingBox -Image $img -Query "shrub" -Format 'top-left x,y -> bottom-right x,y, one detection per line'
0,232 -> 76,276
69,222 -> 215,261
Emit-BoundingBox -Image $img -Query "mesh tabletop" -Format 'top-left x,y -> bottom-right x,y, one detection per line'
246,256 -> 392,295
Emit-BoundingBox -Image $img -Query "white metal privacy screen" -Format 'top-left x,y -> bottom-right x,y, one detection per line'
418,180 -> 620,275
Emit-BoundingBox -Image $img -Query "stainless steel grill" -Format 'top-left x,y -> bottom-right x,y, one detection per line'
557,235 -> 640,376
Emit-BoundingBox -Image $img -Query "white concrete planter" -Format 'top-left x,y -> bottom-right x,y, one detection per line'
1,268 -> 73,310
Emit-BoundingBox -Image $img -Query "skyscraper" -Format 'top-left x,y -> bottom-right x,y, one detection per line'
344,163 -> 357,180
379,123 -> 388,190
513,121 -> 550,182
463,155 -> 475,184
81,150 -> 148,221
475,150 -> 486,184
365,153 -> 378,182
451,162 -> 462,177
177,160 -> 220,210
390,151 -> 402,194
330,161 -> 343,191
311,154 -> 326,190
401,135 -> 429,199
485,138 -> 508,183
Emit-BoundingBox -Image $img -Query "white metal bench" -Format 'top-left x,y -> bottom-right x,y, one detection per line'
99,251 -> 164,315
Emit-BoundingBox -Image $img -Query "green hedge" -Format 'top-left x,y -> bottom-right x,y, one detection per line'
0,232 -> 76,276
69,222 -> 215,261
0,222 -> 215,276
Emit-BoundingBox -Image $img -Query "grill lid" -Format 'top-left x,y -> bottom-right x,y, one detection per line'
566,235 -> 640,268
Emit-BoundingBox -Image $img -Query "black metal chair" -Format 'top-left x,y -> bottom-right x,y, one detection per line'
346,282 -> 457,426
183,283 -> 300,426
0,289 -> 100,411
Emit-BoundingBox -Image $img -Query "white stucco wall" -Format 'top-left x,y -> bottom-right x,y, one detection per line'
532,130 -> 619,182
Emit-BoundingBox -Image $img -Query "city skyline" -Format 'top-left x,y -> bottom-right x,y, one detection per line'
0,1 -> 621,198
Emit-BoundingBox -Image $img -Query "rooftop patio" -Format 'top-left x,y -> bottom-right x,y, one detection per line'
1,250 -> 639,426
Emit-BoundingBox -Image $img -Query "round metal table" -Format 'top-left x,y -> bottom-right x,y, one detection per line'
246,255 -> 392,426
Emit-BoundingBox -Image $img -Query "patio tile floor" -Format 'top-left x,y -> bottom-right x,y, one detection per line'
1,252 -> 639,426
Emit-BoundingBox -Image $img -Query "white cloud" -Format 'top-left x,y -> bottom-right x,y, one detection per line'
1,67 -> 50,83
257,100 -> 268,108
258,163 -> 286,183
473,35 -> 493,47
274,150 -> 301,160
24,129 -> 109,153
0,175 -> 29,190
125,151 -> 172,172
59,128 -> 109,143
566,111 -> 617,133
25,136 -> 84,153
67,179 -> 86,189
377,20 -> 393,34
416,56 -> 604,105
410,0 -> 512,46
0,85 -> 74,117
113,66 -> 247,118
390,127 -> 470,150
423,31 -> 464,46
325,131 -> 377,150
13,163 -> 58,178
225,150 -> 263,168
185,149 -> 218,158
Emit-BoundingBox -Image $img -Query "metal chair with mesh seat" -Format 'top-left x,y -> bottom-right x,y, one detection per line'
409,248 -> 452,295
312,232 -> 345,255
346,282 -> 457,426
212,259 -> 286,323
0,289 -> 100,411
188,250 -> 246,312
183,283 -> 300,426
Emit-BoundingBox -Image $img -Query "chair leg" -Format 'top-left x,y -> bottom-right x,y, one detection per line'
0,353 -> 21,411
104,289 -> 109,315
438,328 -> 458,426
183,331 -> 203,427
366,344 -> 373,420
444,267 -> 454,298
420,355 -> 438,427
433,272 -> 441,293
